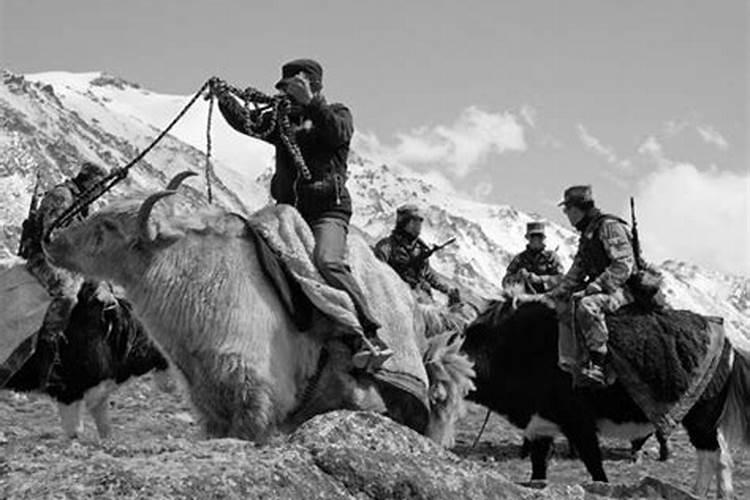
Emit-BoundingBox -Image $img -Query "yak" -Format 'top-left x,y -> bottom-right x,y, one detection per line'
3,280 -> 172,439
462,299 -> 750,499
42,172 -> 474,445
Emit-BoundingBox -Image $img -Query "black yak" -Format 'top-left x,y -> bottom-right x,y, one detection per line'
4,280 -> 171,439
462,300 -> 750,499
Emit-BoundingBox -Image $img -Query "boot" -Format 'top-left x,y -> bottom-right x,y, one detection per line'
579,351 -> 607,388
351,326 -> 393,372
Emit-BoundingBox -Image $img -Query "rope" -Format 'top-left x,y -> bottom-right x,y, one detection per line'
205,92 -> 215,204
45,80 -> 211,238
215,79 -> 311,181
470,408 -> 492,450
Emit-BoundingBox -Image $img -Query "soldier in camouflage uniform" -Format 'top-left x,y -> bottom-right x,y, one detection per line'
24,162 -> 109,387
502,221 -> 564,293
374,204 -> 461,304
540,185 -> 636,387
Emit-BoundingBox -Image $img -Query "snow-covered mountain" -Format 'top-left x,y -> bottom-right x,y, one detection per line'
1,69 -> 748,349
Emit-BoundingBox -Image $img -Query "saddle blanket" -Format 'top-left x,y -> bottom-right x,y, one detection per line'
0,257 -> 50,386
606,307 -> 729,434
246,205 -> 429,409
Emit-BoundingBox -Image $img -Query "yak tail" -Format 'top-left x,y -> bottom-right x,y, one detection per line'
423,330 -> 476,447
719,347 -> 750,449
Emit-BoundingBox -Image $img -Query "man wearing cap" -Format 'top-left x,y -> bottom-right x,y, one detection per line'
374,204 -> 461,304
539,185 -> 636,387
23,161 -> 109,388
212,59 -> 391,371
502,221 -> 564,293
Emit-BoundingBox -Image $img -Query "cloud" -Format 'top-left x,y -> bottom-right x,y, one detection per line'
635,162 -> 749,276
696,125 -> 729,151
354,106 -> 526,179
472,181 -> 493,200
576,124 -> 633,172
520,105 -> 536,127
637,135 -> 664,157
577,124 -> 618,163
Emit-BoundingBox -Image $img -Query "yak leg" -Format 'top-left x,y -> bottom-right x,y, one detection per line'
529,436 -> 554,481
562,421 -> 607,482
57,400 -> 84,438
630,434 -> 649,464
84,380 -> 117,440
694,449 -> 717,497
716,430 -> 734,499
87,399 -> 111,440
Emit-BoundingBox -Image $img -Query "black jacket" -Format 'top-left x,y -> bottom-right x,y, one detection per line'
218,93 -> 353,224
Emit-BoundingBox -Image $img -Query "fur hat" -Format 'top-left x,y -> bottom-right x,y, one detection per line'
275,59 -> 323,93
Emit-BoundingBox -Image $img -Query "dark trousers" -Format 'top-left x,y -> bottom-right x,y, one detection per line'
311,217 -> 381,334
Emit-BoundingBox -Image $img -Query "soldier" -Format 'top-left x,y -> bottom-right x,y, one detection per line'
502,221 -> 564,293
24,162 -> 109,388
539,185 -> 636,387
213,59 -> 391,371
374,204 -> 461,305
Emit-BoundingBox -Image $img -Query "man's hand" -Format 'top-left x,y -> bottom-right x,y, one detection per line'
281,73 -> 313,105
571,289 -> 586,301
448,287 -> 461,305
527,272 -> 544,285
207,77 -> 229,99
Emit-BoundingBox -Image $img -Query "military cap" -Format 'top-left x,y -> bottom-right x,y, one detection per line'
275,58 -> 323,92
76,162 -> 109,183
558,185 -> 594,207
396,203 -> 424,226
525,221 -> 546,237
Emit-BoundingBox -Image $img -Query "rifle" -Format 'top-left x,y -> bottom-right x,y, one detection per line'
17,172 -> 43,258
415,237 -> 457,263
629,197 -> 642,271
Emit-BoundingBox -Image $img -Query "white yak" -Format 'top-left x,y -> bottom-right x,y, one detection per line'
44,173 -> 474,444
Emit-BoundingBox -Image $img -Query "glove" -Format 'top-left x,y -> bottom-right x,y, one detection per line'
207,77 -> 229,99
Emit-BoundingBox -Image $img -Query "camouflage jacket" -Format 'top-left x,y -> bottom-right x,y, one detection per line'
550,210 -> 636,298
23,180 -> 86,258
373,230 -> 451,295
502,246 -> 564,292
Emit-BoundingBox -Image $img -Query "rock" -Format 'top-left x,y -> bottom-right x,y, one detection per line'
0,410 -> 697,499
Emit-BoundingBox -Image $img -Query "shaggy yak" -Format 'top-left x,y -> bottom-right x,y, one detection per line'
462,299 -> 750,499
3,280 -> 172,439
43,173 -> 474,445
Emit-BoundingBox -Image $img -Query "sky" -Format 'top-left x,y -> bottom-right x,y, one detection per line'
1,0 -> 748,275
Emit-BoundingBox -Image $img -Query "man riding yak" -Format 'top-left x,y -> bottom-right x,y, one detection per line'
374,204 -> 461,305
521,185 -> 637,388
12,162 -> 110,388
211,58 -> 392,371
502,221 -> 563,293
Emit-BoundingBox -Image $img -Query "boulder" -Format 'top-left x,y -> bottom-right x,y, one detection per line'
0,410 -> 698,499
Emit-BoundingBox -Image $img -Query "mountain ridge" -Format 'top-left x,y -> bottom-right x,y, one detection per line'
1,68 -> 748,349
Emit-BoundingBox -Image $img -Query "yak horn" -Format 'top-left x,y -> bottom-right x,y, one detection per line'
137,190 -> 176,243
166,170 -> 198,190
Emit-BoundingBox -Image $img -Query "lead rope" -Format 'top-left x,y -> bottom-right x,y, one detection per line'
46,80 -> 211,239
205,92 -> 215,204
470,408 -> 492,450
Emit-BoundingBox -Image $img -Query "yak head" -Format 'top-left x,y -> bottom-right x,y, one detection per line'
461,292 -> 558,382
44,171 -> 197,286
